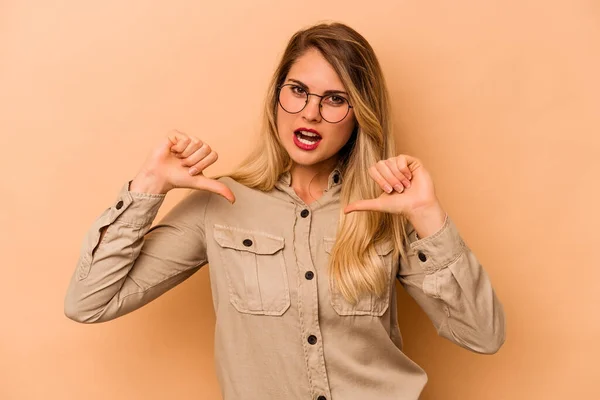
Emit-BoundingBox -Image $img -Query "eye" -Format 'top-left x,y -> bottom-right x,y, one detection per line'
291,85 -> 306,95
324,95 -> 347,106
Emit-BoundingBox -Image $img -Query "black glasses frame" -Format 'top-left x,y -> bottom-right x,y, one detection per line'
277,83 -> 353,123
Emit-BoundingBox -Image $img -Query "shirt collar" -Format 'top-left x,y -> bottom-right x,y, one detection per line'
277,162 -> 343,191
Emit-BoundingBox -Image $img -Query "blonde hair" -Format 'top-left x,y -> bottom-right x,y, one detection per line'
214,22 -> 410,304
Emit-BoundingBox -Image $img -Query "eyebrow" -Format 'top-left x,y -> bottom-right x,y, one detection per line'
286,78 -> 349,96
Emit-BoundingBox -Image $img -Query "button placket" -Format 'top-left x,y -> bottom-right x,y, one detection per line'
293,204 -> 331,398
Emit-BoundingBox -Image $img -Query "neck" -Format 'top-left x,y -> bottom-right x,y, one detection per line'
289,157 -> 338,196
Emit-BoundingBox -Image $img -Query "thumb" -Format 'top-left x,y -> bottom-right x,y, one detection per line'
344,198 -> 383,214
191,176 -> 236,204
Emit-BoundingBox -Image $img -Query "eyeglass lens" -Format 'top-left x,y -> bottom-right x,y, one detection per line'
278,84 -> 350,123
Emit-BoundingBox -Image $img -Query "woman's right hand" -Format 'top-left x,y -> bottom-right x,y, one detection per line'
131,129 -> 236,203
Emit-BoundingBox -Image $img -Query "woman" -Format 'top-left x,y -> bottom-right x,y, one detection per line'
65,22 -> 505,400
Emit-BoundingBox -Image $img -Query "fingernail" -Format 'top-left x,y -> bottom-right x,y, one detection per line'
394,184 -> 404,193
403,180 -> 411,188
384,184 -> 393,193
189,167 -> 198,175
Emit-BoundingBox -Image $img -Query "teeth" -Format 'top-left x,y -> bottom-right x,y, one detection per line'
298,136 -> 318,145
298,131 -> 320,138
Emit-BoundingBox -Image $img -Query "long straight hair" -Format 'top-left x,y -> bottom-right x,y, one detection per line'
215,22 -> 410,303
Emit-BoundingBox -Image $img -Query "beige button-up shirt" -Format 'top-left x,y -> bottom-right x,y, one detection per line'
65,167 -> 505,400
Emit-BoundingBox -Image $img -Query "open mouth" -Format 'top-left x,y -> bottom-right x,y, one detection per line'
294,129 -> 322,145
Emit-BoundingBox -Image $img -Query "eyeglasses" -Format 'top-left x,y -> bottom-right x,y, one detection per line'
277,83 -> 353,124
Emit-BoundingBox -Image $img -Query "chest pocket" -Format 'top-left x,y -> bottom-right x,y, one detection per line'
213,225 -> 290,316
324,237 -> 394,317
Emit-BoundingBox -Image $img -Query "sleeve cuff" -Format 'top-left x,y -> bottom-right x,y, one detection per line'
409,215 -> 466,274
105,180 -> 166,227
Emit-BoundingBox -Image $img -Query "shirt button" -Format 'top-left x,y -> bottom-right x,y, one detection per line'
300,209 -> 310,218
307,335 -> 317,345
317,396 -> 327,400
243,239 -> 253,247
116,200 -> 124,210
305,271 -> 314,280
418,251 -> 427,262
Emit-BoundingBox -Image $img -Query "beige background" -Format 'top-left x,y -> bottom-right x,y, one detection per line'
1,0 -> 598,399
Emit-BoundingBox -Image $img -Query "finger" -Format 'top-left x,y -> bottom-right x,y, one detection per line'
172,137 -> 191,155
378,160 -> 410,193
189,151 -> 218,175
180,137 -> 205,158
168,129 -> 187,146
181,143 -> 211,168
167,130 -> 178,146
369,165 -> 396,194
387,158 -> 411,185
398,154 -> 422,177
395,155 -> 413,183
344,198 -> 383,214
168,131 -> 191,154
193,177 -> 236,204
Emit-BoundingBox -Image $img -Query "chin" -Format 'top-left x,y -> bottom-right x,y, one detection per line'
281,134 -> 336,167
289,154 -> 319,166
290,152 -> 335,169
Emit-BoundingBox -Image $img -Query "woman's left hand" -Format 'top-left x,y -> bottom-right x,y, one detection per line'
343,154 -> 439,216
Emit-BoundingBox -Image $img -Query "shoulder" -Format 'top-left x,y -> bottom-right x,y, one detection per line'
216,175 -> 263,195
216,175 -> 238,185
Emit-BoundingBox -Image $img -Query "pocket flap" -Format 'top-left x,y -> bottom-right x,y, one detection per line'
213,224 -> 284,255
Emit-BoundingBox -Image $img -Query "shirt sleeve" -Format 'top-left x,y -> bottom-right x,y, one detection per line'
396,215 -> 506,354
64,181 -> 211,323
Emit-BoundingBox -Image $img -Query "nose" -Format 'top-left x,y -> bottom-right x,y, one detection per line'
301,94 -> 322,122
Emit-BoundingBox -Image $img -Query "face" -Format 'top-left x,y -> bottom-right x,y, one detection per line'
276,48 -> 356,170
